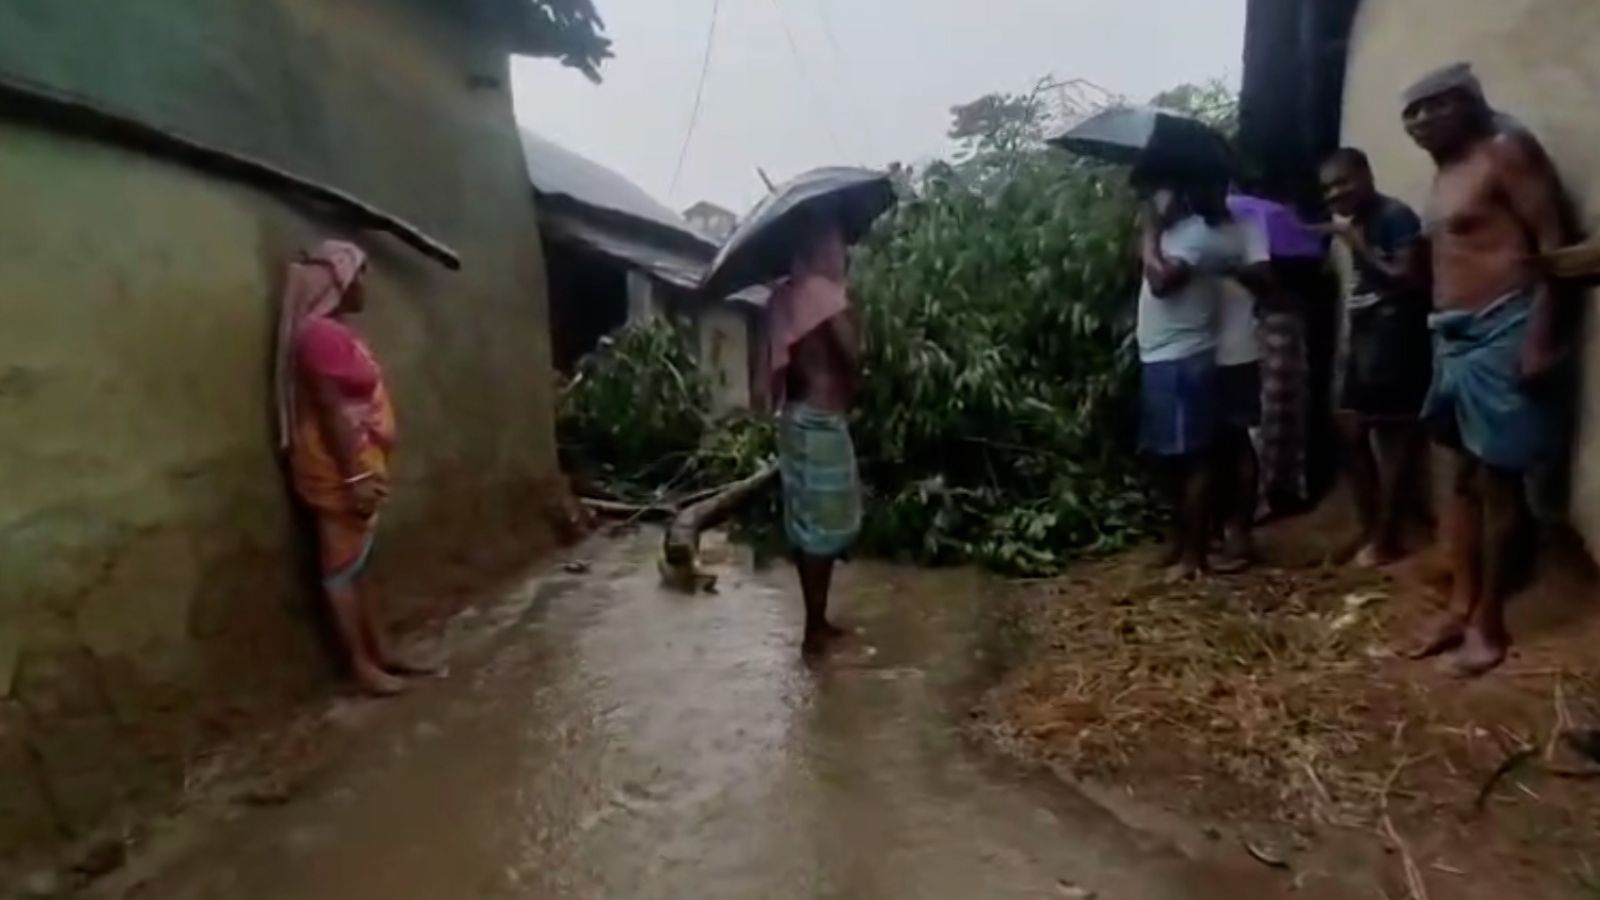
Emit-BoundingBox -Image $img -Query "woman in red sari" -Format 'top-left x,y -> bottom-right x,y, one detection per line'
275,240 -> 421,696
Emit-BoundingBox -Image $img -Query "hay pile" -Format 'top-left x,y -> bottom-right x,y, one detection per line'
981,556 -> 1600,833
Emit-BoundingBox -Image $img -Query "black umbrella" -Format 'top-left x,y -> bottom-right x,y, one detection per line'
700,167 -> 897,298
1048,106 -> 1232,180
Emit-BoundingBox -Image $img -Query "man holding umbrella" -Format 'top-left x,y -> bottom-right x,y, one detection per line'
768,213 -> 863,654
1054,108 -> 1272,578
702,168 -> 895,655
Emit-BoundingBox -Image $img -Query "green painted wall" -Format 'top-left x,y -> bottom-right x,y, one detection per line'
0,0 -> 561,859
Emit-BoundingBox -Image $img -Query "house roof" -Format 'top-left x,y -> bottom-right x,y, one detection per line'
519,129 -> 718,290
683,201 -> 736,219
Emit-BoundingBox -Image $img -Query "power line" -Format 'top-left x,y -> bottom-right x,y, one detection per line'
669,0 -> 724,199
770,0 -> 848,162
807,0 -> 882,163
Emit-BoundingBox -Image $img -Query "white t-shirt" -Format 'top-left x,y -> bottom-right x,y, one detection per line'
1136,213 -> 1269,365
1216,280 -> 1263,366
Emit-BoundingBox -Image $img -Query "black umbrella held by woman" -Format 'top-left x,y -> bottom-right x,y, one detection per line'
699,166 -> 897,299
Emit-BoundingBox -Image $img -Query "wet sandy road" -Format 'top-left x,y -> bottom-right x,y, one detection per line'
112,533 -> 1297,900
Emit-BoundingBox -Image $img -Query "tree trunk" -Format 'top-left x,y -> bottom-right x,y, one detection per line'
662,464 -> 778,568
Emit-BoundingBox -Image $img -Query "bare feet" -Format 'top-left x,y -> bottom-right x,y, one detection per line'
354,664 -> 408,697
1440,628 -> 1508,678
1161,562 -> 1203,585
1334,534 -> 1370,565
384,651 -> 444,677
1404,614 -> 1466,660
1150,542 -> 1184,571
802,621 -> 850,657
1209,554 -> 1251,575
1352,543 -> 1400,569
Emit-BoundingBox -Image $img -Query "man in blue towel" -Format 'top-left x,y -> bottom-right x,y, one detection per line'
1402,63 -> 1569,676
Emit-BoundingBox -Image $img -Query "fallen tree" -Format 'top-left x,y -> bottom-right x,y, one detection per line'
660,463 -> 779,593
555,80 -> 1245,575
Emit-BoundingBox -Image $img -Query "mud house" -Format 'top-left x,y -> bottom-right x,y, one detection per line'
522,131 -> 762,412
1241,0 -> 1600,557
0,0 -> 608,861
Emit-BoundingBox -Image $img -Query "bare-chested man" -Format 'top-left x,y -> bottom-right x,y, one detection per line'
768,218 -> 863,655
1402,63 -> 1567,677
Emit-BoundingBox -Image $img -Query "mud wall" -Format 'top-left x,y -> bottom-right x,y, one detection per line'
1341,0 -> 1600,547
0,0 -> 560,857
698,305 -> 754,414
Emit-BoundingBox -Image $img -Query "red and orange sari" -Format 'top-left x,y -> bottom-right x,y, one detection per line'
274,241 -> 396,588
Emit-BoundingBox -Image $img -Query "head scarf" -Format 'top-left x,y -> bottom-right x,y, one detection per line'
1401,62 -> 1487,109
274,240 -> 367,449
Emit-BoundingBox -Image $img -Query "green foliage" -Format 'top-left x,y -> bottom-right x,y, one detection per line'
560,78 -> 1240,576
1149,80 -> 1240,138
847,151 -> 1159,574
559,323 -> 780,546
948,92 -> 1045,157
558,319 -> 709,486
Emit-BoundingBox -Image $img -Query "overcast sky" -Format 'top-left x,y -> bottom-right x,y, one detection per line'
511,0 -> 1246,216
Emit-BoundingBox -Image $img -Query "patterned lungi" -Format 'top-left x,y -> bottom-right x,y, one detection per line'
1256,310 -> 1308,504
778,404 -> 862,558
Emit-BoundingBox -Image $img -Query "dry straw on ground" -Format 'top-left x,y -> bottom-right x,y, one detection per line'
982,556 -> 1600,835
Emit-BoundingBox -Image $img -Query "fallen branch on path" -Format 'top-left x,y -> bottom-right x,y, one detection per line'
580,498 -> 676,520
660,463 -> 778,593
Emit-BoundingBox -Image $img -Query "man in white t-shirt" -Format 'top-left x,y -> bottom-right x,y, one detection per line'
1136,178 -> 1271,579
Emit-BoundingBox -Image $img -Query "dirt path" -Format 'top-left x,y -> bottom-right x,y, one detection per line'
88,532 -> 1320,900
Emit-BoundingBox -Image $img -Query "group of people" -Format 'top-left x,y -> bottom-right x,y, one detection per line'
275,61 -> 1574,687
1136,62 -> 1573,677
269,220 -> 870,688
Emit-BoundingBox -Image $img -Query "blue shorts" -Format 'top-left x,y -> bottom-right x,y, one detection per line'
1218,362 -> 1262,430
1140,352 -> 1217,457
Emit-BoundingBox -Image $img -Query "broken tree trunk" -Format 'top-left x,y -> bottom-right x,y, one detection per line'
661,463 -> 778,591
580,498 -> 676,521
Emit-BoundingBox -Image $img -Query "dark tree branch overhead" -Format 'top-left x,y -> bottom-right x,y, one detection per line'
494,0 -> 613,82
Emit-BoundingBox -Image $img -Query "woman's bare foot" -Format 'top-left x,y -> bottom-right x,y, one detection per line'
384,651 -> 444,677
354,664 -> 408,697
1440,628 -> 1508,678
1404,614 -> 1466,660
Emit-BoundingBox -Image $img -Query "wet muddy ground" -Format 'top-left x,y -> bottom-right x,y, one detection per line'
87,532 -> 1319,900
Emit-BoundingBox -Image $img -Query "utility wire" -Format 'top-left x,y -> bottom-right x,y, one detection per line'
808,0 -> 882,162
669,0 -> 724,199
771,0 -> 848,162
